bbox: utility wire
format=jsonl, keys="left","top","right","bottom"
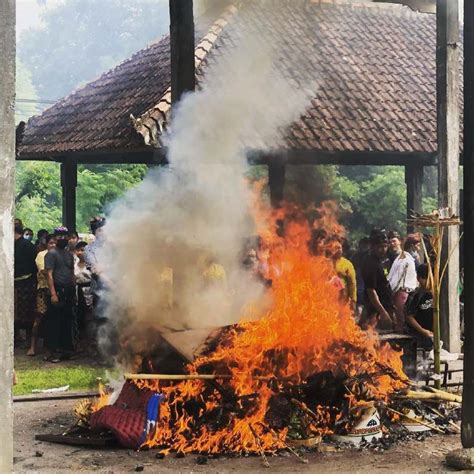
{"left": 16, "top": 98, "right": 56, "bottom": 104}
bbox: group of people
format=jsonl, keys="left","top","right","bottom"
{"left": 14, "top": 217, "right": 105, "bottom": 362}
{"left": 343, "top": 229, "right": 433, "bottom": 349}
{"left": 244, "top": 224, "right": 434, "bottom": 349}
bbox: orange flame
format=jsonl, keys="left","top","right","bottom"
{"left": 116, "top": 203, "right": 406, "bottom": 454}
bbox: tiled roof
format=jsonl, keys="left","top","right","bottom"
{"left": 18, "top": 0, "right": 444, "bottom": 159}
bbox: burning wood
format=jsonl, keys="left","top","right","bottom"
{"left": 75, "top": 208, "right": 461, "bottom": 460}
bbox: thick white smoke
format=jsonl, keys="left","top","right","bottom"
{"left": 97, "top": 11, "right": 315, "bottom": 361}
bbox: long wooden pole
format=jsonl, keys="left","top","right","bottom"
{"left": 462, "top": 0, "right": 474, "bottom": 449}
{"left": 436, "top": 0, "right": 461, "bottom": 353}
{"left": 169, "top": 0, "right": 195, "bottom": 105}
{"left": 433, "top": 223, "right": 442, "bottom": 389}
{"left": 0, "top": 0, "right": 15, "bottom": 470}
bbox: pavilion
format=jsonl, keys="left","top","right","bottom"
{"left": 15, "top": 0, "right": 461, "bottom": 349}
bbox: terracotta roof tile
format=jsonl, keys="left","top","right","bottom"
{"left": 19, "top": 0, "right": 455, "bottom": 159}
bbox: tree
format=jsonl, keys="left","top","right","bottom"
{"left": 15, "top": 162, "right": 148, "bottom": 232}
{"left": 19, "top": 0, "right": 168, "bottom": 100}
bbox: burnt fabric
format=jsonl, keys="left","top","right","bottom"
{"left": 90, "top": 381, "right": 162, "bottom": 449}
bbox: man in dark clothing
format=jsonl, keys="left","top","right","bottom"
{"left": 405, "top": 264, "right": 433, "bottom": 350}
{"left": 44, "top": 226, "right": 75, "bottom": 361}
{"left": 352, "top": 237, "right": 370, "bottom": 311}
{"left": 387, "top": 230, "right": 402, "bottom": 266}
{"left": 14, "top": 221, "right": 37, "bottom": 344}
{"left": 360, "top": 230, "right": 395, "bottom": 330}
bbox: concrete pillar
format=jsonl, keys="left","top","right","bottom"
{"left": 0, "top": 0, "right": 16, "bottom": 470}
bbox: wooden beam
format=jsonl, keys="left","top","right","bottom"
{"left": 17, "top": 148, "right": 438, "bottom": 167}
{"left": 268, "top": 163, "right": 286, "bottom": 207}
{"left": 0, "top": 1, "right": 15, "bottom": 470}
{"left": 405, "top": 164, "right": 424, "bottom": 233}
{"left": 16, "top": 148, "right": 166, "bottom": 165}
{"left": 462, "top": 0, "right": 474, "bottom": 449}
{"left": 61, "top": 162, "right": 77, "bottom": 231}
{"left": 436, "top": 0, "right": 461, "bottom": 352}
{"left": 247, "top": 149, "right": 438, "bottom": 167}
{"left": 169, "top": 0, "right": 195, "bottom": 104}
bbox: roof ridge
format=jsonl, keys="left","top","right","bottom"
{"left": 131, "top": 3, "right": 240, "bottom": 147}
{"left": 309, "top": 0, "right": 419, "bottom": 11}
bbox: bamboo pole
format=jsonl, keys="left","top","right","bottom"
{"left": 433, "top": 223, "right": 442, "bottom": 389}
{"left": 399, "top": 389, "right": 462, "bottom": 403}
{"left": 387, "top": 407, "right": 445, "bottom": 433}
{"left": 123, "top": 373, "right": 274, "bottom": 381}
{"left": 124, "top": 373, "right": 231, "bottom": 381}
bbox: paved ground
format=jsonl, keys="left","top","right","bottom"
{"left": 14, "top": 398, "right": 463, "bottom": 473}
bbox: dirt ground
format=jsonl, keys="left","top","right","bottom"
{"left": 13, "top": 398, "right": 464, "bottom": 473}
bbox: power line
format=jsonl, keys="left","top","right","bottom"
{"left": 16, "top": 98, "right": 56, "bottom": 104}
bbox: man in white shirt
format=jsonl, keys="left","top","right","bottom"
{"left": 387, "top": 247, "right": 418, "bottom": 332}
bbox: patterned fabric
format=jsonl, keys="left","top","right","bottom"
{"left": 14, "top": 276, "right": 36, "bottom": 326}
{"left": 90, "top": 381, "right": 162, "bottom": 449}
{"left": 36, "top": 287, "right": 49, "bottom": 315}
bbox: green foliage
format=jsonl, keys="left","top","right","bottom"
{"left": 15, "top": 162, "right": 148, "bottom": 232}
{"left": 19, "top": 0, "right": 168, "bottom": 100}
{"left": 77, "top": 165, "right": 148, "bottom": 231}
{"left": 330, "top": 166, "right": 407, "bottom": 239}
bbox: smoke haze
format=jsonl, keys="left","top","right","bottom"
{"left": 97, "top": 9, "right": 315, "bottom": 360}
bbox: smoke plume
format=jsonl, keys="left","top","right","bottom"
{"left": 97, "top": 8, "right": 315, "bottom": 361}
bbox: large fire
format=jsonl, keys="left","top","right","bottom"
{"left": 105, "top": 203, "right": 407, "bottom": 455}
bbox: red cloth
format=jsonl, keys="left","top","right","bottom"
{"left": 90, "top": 381, "right": 156, "bottom": 448}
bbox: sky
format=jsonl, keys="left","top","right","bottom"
{"left": 15, "top": 0, "right": 464, "bottom": 39}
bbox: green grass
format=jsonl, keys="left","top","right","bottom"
{"left": 14, "top": 365, "right": 109, "bottom": 396}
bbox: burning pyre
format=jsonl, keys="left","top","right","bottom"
{"left": 89, "top": 204, "right": 411, "bottom": 455}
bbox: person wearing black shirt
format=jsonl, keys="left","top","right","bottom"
{"left": 405, "top": 264, "right": 433, "bottom": 349}
{"left": 44, "top": 227, "right": 75, "bottom": 361}
{"left": 14, "top": 221, "right": 37, "bottom": 344}
{"left": 360, "top": 230, "right": 395, "bottom": 330}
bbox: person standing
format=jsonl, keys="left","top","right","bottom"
{"left": 67, "top": 230, "right": 79, "bottom": 253}
{"left": 388, "top": 245, "right": 418, "bottom": 332}
{"left": 352, "top": 237, "right": 370, "bottom": 317}
{"left": 74, "top": 241, "right": 93, "bottom": 349}
{"left": 387, "top": 231, "right": 402, "bottom": 266}
{"left": 43, "top": 227, "right": 75, "bottom": 361}
{"left": 405, "top": 264, "right": 433, "bottom": 349}
{"left": 404, "top": 234, "right": 422, "bottom": 268}
{"left": 35, "top": 229, "right": 49, "bottom": 252}
{"left": 14, "top": 220, "right": 37, "bottom": 345}
{"left": 28, "top": 234, "right": 56, "bottom": 356}
{"left": 23, "top": 228, "right": 34, "bottom": 242}
{"left": 327, "top": 236, "right": 357, "bottom": 308}
{"left": 360, "top": 230, "right": 395, "bottom": 330}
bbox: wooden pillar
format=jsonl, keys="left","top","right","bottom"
{"left": 462, "top": 0, "right": 474, "bottom": 449}
{"left": 436, "top": 0, "right": 461, "bottom": 352}
{"left": 0, "top": 0, "right": 15, "bottom": 470}
{"left": 169, "top": 0, "right": 195, "bottom": 104}
{"left": 405, "top": 164, "right": 423, "bottom": 233}
{"left": 61, "top": 161, "right": 77, "bottom": 231}
{"left": 268, "top": 163, "right": 286, "bottom": 207}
